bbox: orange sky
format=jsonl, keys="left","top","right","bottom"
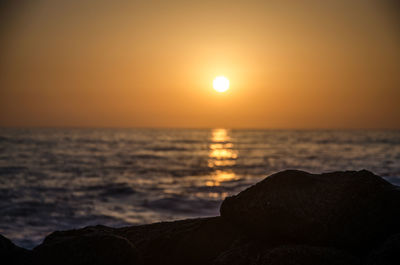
{"left": 1, "top": 0, "right": 399, "bottom": 129}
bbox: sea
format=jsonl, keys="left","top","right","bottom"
{"left": 0, "top": 128, "right": 399, "bottom": 249}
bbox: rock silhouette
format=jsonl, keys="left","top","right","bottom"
{"left": 31, "top": 225, "right": 141, "bottom": 265}
{"left": 213, "top": 244, "right": 362, "bottom": 265}
{"left": 0, "top": 234, "right": 29, "bottom": 265}
{"left": 2, "top": 170, "right": 400, "bottom": 265}
{"left": 366, "top": 233, "right": 400, "bottom": 265}
{"left": 220, "top": 170, "right": 400, "bottom": 253}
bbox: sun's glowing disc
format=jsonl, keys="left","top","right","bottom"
{"left": 213, "top": 76, "right": 229, "bottom": 92}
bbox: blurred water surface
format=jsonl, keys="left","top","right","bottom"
{"left": 0, "top": 128, "right": 399, "bottom": 248}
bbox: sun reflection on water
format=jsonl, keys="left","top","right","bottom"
{"left": 206, "top": 129, "right": 239, "bottom": 187}
{"left": 208, "top": 129, "right": 238, "bottom": 168}
{"left": 205, "top": 171, "right": 239, "bottom": 187}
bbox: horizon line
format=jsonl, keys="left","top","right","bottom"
{"left": 0, "top": 126, "right": 399, "bottom": 131}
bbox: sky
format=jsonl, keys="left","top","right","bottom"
{"left": 1, "top": 0, "right": 399, "bottom": 129}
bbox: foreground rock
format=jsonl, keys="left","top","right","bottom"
{"left": 0, "top": 234, "right": 30, "bottom": 265}
{"left": 220, "top": 170, "right": 400, "bottom": 253}
{"left": 31, "top": 225, "right": 141, "bottom": 265}
{"left": 115, "top": 217, "right": 240, "bottom": 265}
{"left": 2, "top": 169, "right": 400, "bottom": 265}
{"left": 213, "top": 244, "right": 361, "bottom": 265}
{"left": 31, "top": 217, "right": 240, "bottom": 265}
{"left": 366, "top": 233, "right": 400, "bottom": 265}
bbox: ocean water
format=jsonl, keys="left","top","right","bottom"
{"left": 0, "top": 128, "right": 399, "bottom": 249}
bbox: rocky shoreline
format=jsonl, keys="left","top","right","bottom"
{"left": 1, "top": 170, "right": 400, "bottom": 265}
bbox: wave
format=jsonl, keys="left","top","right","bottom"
{"left": 149, "top": 146, "right": 188, "bottom": 152}
{"left": 0, "top": 166, "right": 29, "bottom": 175}
{"left": 142, "top": 196, "right": 221, "bottom": 215}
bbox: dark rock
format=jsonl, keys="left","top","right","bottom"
{"left": 0, "top": 234, "right": 30, "bottom": 265}
{"left": 213, "top": 244, "right": 360, "bottom": 265}
{"left": 31, "top": 225, "right": 142, "bottom": 265}
{"left": 260, "top": 245, "right": 361, "bottom": 265}
{"left": 366, "top": 233, "right": 400, "bottom": 265}
{"left": 116, "top": 217, "right": 240, "bottom": 265}
{"left": 31, "top": 217, "right": 240, "bottom": 265}
{"left": 220, "top": 170, "right": 400, "bottom": 253}
{"left": 212, "top": 240, "right": 266, "bottom": 265}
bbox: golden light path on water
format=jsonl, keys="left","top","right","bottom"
{"left": 206, "top": 129, "right": 239, "bottom": 188}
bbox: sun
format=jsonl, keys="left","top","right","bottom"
{"left": 213, "top": 76, "right": 229, "bottom": 93}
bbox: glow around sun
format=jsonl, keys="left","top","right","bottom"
{"left": 213, "top": 76, "right": 229, "bottom": 92}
